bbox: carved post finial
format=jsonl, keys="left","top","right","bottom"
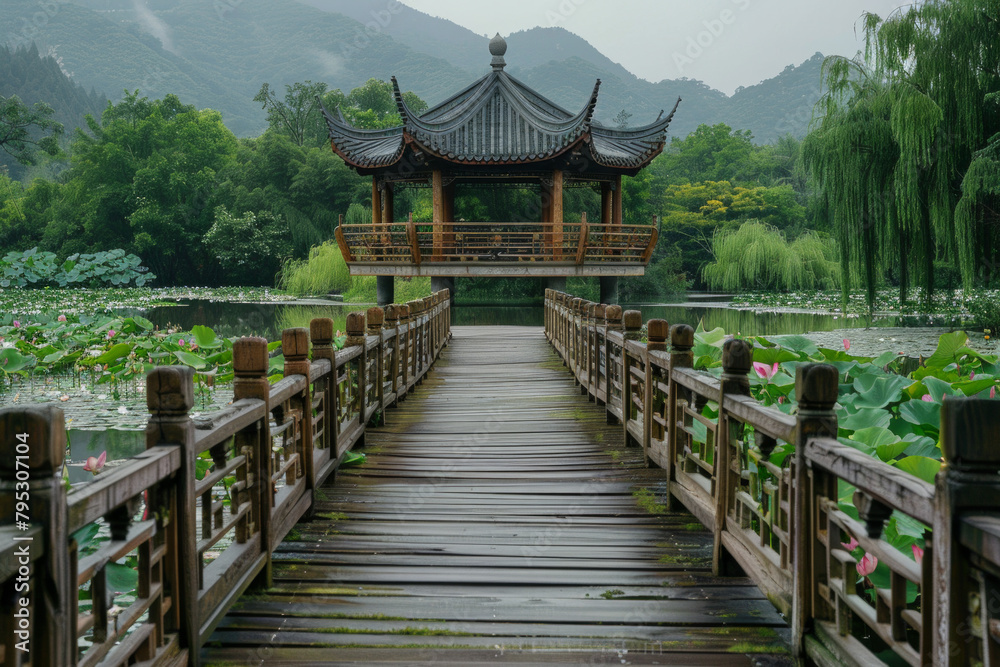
{"left": 367, "top": 307, "right": 385, "bottom": 335}
{"left": 605, "top": 305, "right": 623, "bottom": 331}
{"left": 647, "top": 319, "right": 669, "bottom": 352}
{"left": 623, "top": 310, "right": 642, "bottom": 341}
{"left": 282, "top": 327, "right": 311, "bottom": 379}
{"left": 233, "top": 337, "right": 269, "bottom": 402}
{"left": 721, "top": 339, "right": 752, "bottom": 395}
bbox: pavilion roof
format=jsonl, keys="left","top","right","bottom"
{"left": 322, "top": 34, "right": 680, "bottom": 174}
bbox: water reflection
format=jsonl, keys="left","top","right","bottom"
{"left": 136, "top": 298, "right": 968, "bottom": 341}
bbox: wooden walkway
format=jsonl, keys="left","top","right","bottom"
{"left": 203, "top": 327, "right": 790, "bottom": 665}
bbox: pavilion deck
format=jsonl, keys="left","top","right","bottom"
{"left": 336, "top": 218, "right": 658, "bottom": 276}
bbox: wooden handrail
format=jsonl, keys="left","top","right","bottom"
{"left": 543, "top": 288, "right": 1000, "bottom": 666}
{"left": 0, "top": 289, "right": 452, "bottom": 667}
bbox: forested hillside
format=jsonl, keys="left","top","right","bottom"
{"left": 0, "top": 44, "right": 107, "bottom": 180}
{"left": 1, "top": 0, "right": 823, "bottom": 141}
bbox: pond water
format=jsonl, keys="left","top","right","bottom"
{"left": 9, "top": 293, "right": 990, "bottom": 472}
{"left": 135, "top": 296, "right": 982, "bottom": 358}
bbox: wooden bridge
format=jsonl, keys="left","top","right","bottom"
{"left": 4, "top": 289, "right": 1000, "bottom": 666}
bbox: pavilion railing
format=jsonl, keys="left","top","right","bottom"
{"left": 336, "top": 213, "right": 658, "bottom": 265}
{"left": 0, "top": 290, "right": 451, "bottom": 667}
{"left": 545, "top": 288, "right": 1000, "bottom": 666}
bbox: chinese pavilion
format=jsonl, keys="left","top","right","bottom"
{"left": 324, "top": 34, "right": 679, "bottom": 304}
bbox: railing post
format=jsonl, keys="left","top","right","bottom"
{"left": 406, "top": 300, "right": 422, "bottom": 383}
{"left": 544, "top": 289, "right": 552, "bottom": 339}
{"left": 622, "top": 310, "right": 649, "bottom": 452}
{"left": 146, "top": 366, "right": 199, "bottom": 665}
{"left": 579, "top": 301, "right": 591, "bottom": 395}
{"left": 623, "top": 310, "right": 643, "bottom": 452}
{"left": 367, "top": 307, "right": 385, "bottom": 421}
{"left": 791, "top": 363, "right": 839, "bottom": 659}
{"left": 384, "top": 304, "right": 402, "bottom": 402}
{"left": 605, "top": 305, "right": 622, "bottom": 424}
{"left": 592, "top": 304, "right": 606, "bottom": 402}
{"left": 646, "top": 319, "right": 668, "bottom": 470}
{"left": 232, "top": 337, "right": 274, "bottom": 582}
{"left": 933, "top": 399, "right": 1000, "bottom": 665}
{"left": 713, "top": 339, "right": 752, "bottom": 576}
{"left": 665, "top": 324, "right": 693, "bottom": 511}
{"left": 345, "top": 312, "right": 367, "bottom": 446}
{"left": 399, "top": 304, "right": 411, "bottom": 396}
{"left": 282, "top": 328, "right": 314, "bottom": 499}
{"left": 311, "top": 318, "right": 336, "bottom": 457}
{"left": 0, "top": 404, "right": 73, "bottom": 666}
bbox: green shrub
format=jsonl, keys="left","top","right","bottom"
{"left": 342, "top": 276, "right": 431, "bottom": 304}
{"left": 279, "top": 242, "right": 352, "bottom": 296}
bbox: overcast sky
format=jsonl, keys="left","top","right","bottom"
{"left": 397, "top": 0, "right": 910, "bottom": 94}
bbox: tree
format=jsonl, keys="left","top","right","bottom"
{"left": 68, "top": 91, "right": 239, "bottom": 283}
{"left": 804, "top": 1, "right": 1000, "bottom": 309}
{"left": 0, "top": 94, "right": 63, "bottom": 165}
{"left": 204, "top": 206, "right": 291, "bottom": 284}
{"left": 254, "top": 80, "right": 328, "bottom": 147}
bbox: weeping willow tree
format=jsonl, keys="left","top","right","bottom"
{"left": 702, "top": 221, "right": 839, "bottom": 292}
{"left": 804, "top": 0, "right": 1000, "bottom": 310}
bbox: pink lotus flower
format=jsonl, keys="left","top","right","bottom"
{"left": 857, "top": 552, "right": 878, "bottom": 577}
{"left": 912, "top": 544, "right": 924, "bottom": 566}
{"left": 921, "top": 394, "right": 933, "bottom": 402}
{"left": 971, "top": 371, "right": 976, "bottom": 380}
{"left": 753, "top": 361, "right": 779, "bottom": 380}
{"left": 82, "top": 451, "right": 107, "bottom": 475}
{"left": 842, "top": 338, "right": 851, "bottom": 352}
{"left": 13, "top": 320, "right": 20, "bottom": 328}
{"left": 57, "top": 314, "right": 67, "bottom": 322}
{"left": 841, "top": 537, "right": 859, "bottom": 552}
{"left": 992, "top": 386, "right": 997, "bottom": 399}
{"left": 106, "top": 329, "right": 115, "bottom": 339}
{"left": 178, "top": 338, "right": 185, "bottom": 347}
{"left": 777, "top": 396, "right": 786, "bottom": 404}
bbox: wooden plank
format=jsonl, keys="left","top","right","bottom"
{"left": 202, "top": 326, "right": 790, "bottom": 664}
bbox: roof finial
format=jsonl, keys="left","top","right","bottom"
{"left": 489, "top": 33, "right": 507, "bottom": 71}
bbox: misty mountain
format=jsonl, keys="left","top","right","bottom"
{"left": 1, "top": 0, "right": 826, "bottom": 142}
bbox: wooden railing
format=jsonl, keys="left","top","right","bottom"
{"left": 337, "top": 214, "right": 658, "bottom": 266}
{"left": 0, "top": 290, "right": 451, "bottom": 667}
{"left": 545, "top": 289, "right": 1000, "bottom": 666}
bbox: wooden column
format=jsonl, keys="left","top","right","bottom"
{"left": 541, "top": 178, "right": 553, "bottom": 255}
{"left": 601, "top": 181, "right": 612, "bottom": 224}
{"left": 443, "top": 180, "right": 456, "bottom": 250}
{"left": 552, "top": 169, "right": 564, "bottom": 260}
{"left": 432, "top": 170, "right": 444, "bottom": 261}
{"left": 382, "top": 182, "right": 394, "bottom": 225}
{"left": 612, "top": 175, "right": 623, "bottom": 225}
{"left": 371, "top": 177, "right": 382, "bottom": 226}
